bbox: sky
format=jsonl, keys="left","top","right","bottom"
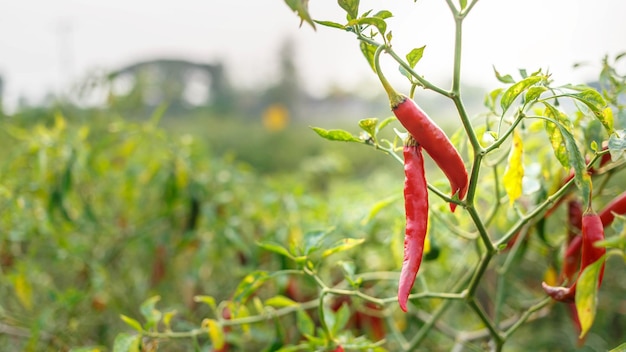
{"left": 1, "top": 0, "right": 625, "bottom": 109}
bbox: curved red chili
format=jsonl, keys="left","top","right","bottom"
{"left": 392, "top": 97, "right": 468, "bottom": 212}
{"left": 398, "top": 136, "right": 429, "bottom": 312}
{"left": 542, "top": 210, "right": 605, "bottom": 302}
{"left": 598, "top": 190, "right": 626, "bottom": 227}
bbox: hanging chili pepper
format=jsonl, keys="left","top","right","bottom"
{"left": 598, "top": 190, "right": 626, "bottom": 227}
{"left": 392, "top": 97, "right": 468, "bottom": 212}
{"left": 374, "top": 46, "right": 468, "bottom": 212}
{"left": 398, "top": 136, "right": 429, "bottom": 312}
{"left": 542, "top": 210, "right": 605, "bottom": 302}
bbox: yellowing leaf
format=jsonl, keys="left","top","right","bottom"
{"left": 13, "top": 273, "right": 33, "bottom": 310}
{"left": 575, "top": 255, "right": 606, "bottom": 339}
{"left": 503, "top": 131, "right": 524, "bottom": 205}
{"left": 202, "top": 319, "right": 225, "bottom": 350}
{"left": 543, "top": 265, "right": 559, "bottom": 287}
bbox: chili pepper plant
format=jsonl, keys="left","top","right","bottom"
{"left": 102, "top": 1, "right": 626, "bottom": 351}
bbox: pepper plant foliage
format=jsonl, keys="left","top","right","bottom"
{"left": 58, "top": 1, "right": 625, "bottom": 351}
{"left": 284, "top": 0, "right": 626, "bottom": 350}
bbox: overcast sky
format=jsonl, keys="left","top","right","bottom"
{"left": 1, "top": 1, "right": 625, "bottom": 109}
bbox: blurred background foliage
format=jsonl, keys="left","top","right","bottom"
{"left": 0, "top": 39, "right": 625, "bottom": 351}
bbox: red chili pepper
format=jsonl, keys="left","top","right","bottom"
{"left": 598, "top": 190, "right": 626, "bottom": 227}
{"left": 398, "top": 136, "right": 429, "bottom": 312}
{"left": 542, "top": 210, "right": 606, "bottom": 302}
{"left": 392, "top": 97, "right": 468, "bottom": 212}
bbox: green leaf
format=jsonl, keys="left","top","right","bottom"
{"left": 358, "top": 118, "right": 378, "bottom": 137}
{"left": 331, "top": 302, "right": 351, "bottom": 335}
{"left": 359, "top": 41, "right": 377, "bottom": 73}
{"left": 609, "top": 342, "right": 626, "bottom": 352}
{"left": 373, "top": 10, "right": 393, "bottom": 19}
{"left": 377, "top": 116, "right": 396, "bottom": 133}
{"left": 503, "top": 131, "right": 524, "bottom": 205}
{"left": 193, "top": 295, "right": 217, "bottom": 312}
{"left": 525, "top": 86, "right": 547, "bottom": 102}
{"left": 459, "top": 0, "right": 468, "bottom": 10}
{"left": 484, "top": 87, "right": 504, "bottom": 112}
{"left": 311, "top": 127, "right": 361, "bottom": 143}
{"left": 543, "top": 106, "right": 570, "bottom": 168}
{"left": 233, "top": 271, "right": 270, "bottom": 303}
{"left": 296, "top": 310, "right": 315, "bottom": 337}
{"left": 493, "top": 66, "right": 515, "bottom": 84}
{"left": 303, "top": 230, "right": 328, "bottom": 256}
{"left": 575, "top": 255, "right": 606, "bottom": 339}
{"left": 313, "top": 20, "right": 345, "bottom": 29}
{"left": 257, "top": 241, "right": 294, "bottom": 259}
{"left": 543, "top": 102, "right": 591, "bottom": 202}
{"left": 584, "top": 119, "right": 604, "bottom": 152}
{"left": 406, "top": 46, "right": 426, "bottom": 69}
{"left": 119, "top": 315, "right": 143, "bottom": 332}
{"left": 265, "top": 295, "right": 298, "bottom": 308}
{"left": 567, "top": 89, "right": 612, "bottom": 132}
{"left": 283, "top": 0, "right": 316, "bottom": 29}
{"left": 338, "top": 0, "right": 360, "bottom": 20}
{"left": 112, "top": 333, "right": 141, "bottom": 352}
{"left": 139, "top": 296, "right": 162, "bottom": 330}
{"left": 361, "top": 194, "right": 400, "bottom": 224}
{"left": 351, "top": 17, "right": 386, "bottom": 35}
{"left": 608, "top": 130, "right": 626, "bottom": 160}
{"left": 501, "top": 76, "right": 543, "bottom": 112}
{"left": 322, "top": 238, "right": 366, "bottom": 258}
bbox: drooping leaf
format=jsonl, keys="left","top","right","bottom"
{"left": 576, "top": 256, "right": 606, "bottom": 339}
{"left": 359, "top": 41, "right": 377, "bottom": 73}
{"left": 203, "top": 319, "right": 225, "bottom": 351}
{"left": 503, "top": 131, "right": 524, "bottom": 205}
{"left": 322, "top": 238, "right": 366, "bottom": 258}
{"left": 112, "top": 333, "right": 141, "bottom": 352}
{"left": 283, "top": 0, "right": 316, "bottom": 29}
{"left": 350, "top": 17, "right": 387, "bottom": 35}
{"left": 493, "top": 66, "right": 515, "bottom": 84}
{"left": 193, "top": 295, "right": 217, "bottom": 312}
{"left": 406, "top": 46, "right": 426, "bottom": 69}
{"left": 543, "top": 106, "right": 570, "bottom": 168}
{"left": 542, "top": 102, "right": 591, "bottom": 203}
{"left": 338, "top": 0, "right": 360, "bottom": 20}
{"left": 358, "top": 118, "right": 378, "bottom": 138}
{"left": 233, "top": 271, "right": 270, "bottom": 303}
{"left": 566, "top": 89, "right": 612, "bottom": 133}
{"left": 501, "top": 76, "right": 543, "bottom": 112}
{"left": 311, "top": 127, "right": 361, "bottom": 143}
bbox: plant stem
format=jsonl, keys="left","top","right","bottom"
{"left": 468, "top": 299, "right": 504, "bottom": 345}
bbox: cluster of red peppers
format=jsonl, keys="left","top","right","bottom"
{"left": 387, "top": 91, "right": 469, "bottom": 312}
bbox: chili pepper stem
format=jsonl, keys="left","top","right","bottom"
{"left": 374, "top": 45, "right": 405, "bottom": 108}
